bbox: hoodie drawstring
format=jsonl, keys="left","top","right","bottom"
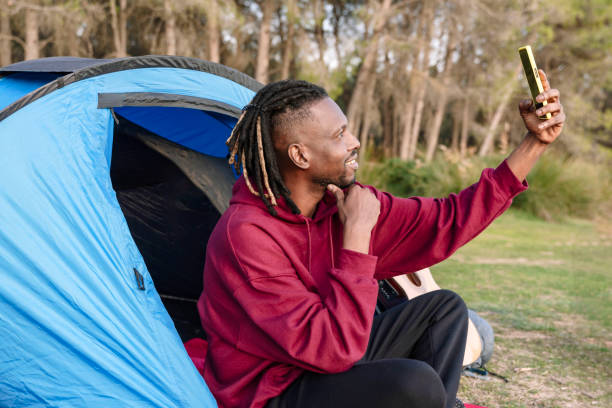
{"left": 329, "top": 217, "right": 335, "bottom": 270}
{"left": 305, "top": 218, "right": 312, "bottom": 273}
{"left": 305, "top": 217, "right": 336, "bottom": 273}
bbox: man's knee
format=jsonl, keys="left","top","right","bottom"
{"left": 376, "top": 359, "right": 446, "bottom": 408}
{"left": 436, "top": 289, "right": 468, "bottom": 320}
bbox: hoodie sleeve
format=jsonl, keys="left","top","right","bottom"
{"left": 369, "top": 160, "right": 527, "bottom": 279}
{"left": 227, "top": 218, "right": 379, "bottom": 374}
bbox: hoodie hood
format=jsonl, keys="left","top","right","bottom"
{"left": 230, "top": 175, "right": 339, "bottom": 224}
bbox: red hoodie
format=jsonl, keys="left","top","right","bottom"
{"left": 197, "top": 160, "right": 526, "bottom": 408}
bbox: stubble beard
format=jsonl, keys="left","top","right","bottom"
{"left": 313, "top": 172, "right": 357, "bottom": 190}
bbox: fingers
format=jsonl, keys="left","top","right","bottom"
{"left": 536, "top": 70, "right": 560, "bottom": 104}
{"left": 538, "top": 69, "right": 550, "bottom": 91}
{"left": 538, "top": 111, "right": 566, "bottom": 130}
{"left": 535, "top": 101, "right": 562, "bottom": 117}
{"left": 327, "top": 184, "right": 345, "bottom": 204}
{"left": 536, "top": 88, "right": 560, "bottom": 103}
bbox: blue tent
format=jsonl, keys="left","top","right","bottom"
{"left": 0, "top": 56, "right": 261, "bottom": 407}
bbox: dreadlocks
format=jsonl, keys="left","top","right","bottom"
{"left": 226, "top": 79, "right": 328, "bottom": 216}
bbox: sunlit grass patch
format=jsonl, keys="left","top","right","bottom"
{"left": 430, "top": 211, "right": 611, "bottom": 407}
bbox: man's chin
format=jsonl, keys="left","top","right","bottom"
{"left": 315, "top": 173, "right": 357, "bottom": 190}
{"left": 338, "top": 178, "right": 356, "bottom": 189}
{"left": 336, "top": 173, "right": 357, "bottom": 189}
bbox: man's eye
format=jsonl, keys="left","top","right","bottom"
{"left": 338, "top": 131, "right": 344, "bottom": 138}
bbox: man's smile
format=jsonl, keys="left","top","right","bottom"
{"left": 345, "top": 153, "right": 359, "bottom": 170}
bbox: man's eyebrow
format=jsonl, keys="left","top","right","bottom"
{"left": 333, "top": 124, "right": 347, "bottom": 135}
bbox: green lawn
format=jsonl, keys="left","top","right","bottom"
{"left": 431, "top": 210, "right": 611, "bottom": 408}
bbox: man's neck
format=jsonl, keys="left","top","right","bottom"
{"left": 283, "top": 175, "right": 326, "bottom": 218}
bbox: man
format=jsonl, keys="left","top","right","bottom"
{"left": 197, "top": 71, "right": 565, "bottom": 408}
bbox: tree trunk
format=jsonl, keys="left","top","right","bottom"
{"left": 360, "top": 72, "right": 378, "bottom": 152}
{"left": 424, "top": 82, "right": 449, "bottom": 162}
{"left": 164, "top": 0, "right": 176, "bottom": 55}
{"left": 450, "top": 104, "right": 460, "bottom": 152}
{"left": 406, "top": 1, "right": 436, "bottom": 160}
{"left": 360, "top": 106, "right": 373, "bottom": 153}
{"left": 478, "top": 90, "right": 511, "bottom": 156}
{"left": 393, "top": 105, "right": 402, "bottom": 156}
{"left": 24, "top": 7, "right": 39, "bottom": 60}
{"left": 478, "top": 66, "right": 520, "bottom": 156}
{"left": 119, "top": 0, "right": 127, "bottom": 56}
{"left": 398, "top": 1, "right": 429, "bottom": 160}
{"left": 281, "top": 0, "right": 296, "bottom": 79}
{"left": 67, "top": 19, "right": 80, "bottom": 57}
{"left": 499, "top": 121, "right": 510, "bottom": 154}
{"left": 459, "top": 96, "right": 470, "bottom": 157}
{"left": 345, "top": 0, "right": 392, "bottom": 136}
{"left": 109, "top": 0, "right": 120, "bottom": 56}
{"left": 109, "top": 0, "right": 127, "bottom": 57}
{"left": 0, "top": 0, "right": 11, "bottom": 66}
{"left": 424, "top": 26, "right": 456, "bottom": 162}
{"left": 382, "top": 96, "right": 394, "bottom": 157}
{"left": 399, "top": 98, "right": 415, "bottom": 160}
{"left": 255, "top": 0, "right": 274, "bottom": 84}
{"left": 331, "top": 1, "right": 342, "bottom": 64}
{"left": 313, "top": 0, "right": 326, "bottom": 65}
{"left": 358, "top": 45, "right": 382, "bottom": 147}
{"left": 406, "top": 80, "right": 426, "bottom": 159}
{"left": 206, "top": 0, "right": 220, "bottom": 62}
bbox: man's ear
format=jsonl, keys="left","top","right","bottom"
{"left": 287, "top": 143, "right": 309, "bottom": 169}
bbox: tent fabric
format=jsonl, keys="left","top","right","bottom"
{"left": 0, "top": 56, "right": 259, "bottom": 407}
{"left": 114, "top": 106, "right": 236, "bottom": 158}
{"left": 100, "top": 92, "right": 241, "bottom": 157}
{"left": 0, "top": 72, "right": 63, "bottom": 111}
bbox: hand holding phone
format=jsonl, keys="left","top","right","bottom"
{"left": 516, "top": 50, "right": 565, "bottom": 147}
{"left": 519, "top": 45, "right": 551, "bottom": 120}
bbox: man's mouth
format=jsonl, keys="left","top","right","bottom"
{"left": 345, "top": 157, "right": 359, "bottom": 170}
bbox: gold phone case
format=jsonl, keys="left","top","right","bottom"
{"left": 518, "top": 45, "right": 551, "bottom": 120}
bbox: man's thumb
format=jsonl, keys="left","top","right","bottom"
{"left": 327, "top": 184, "right": 344, "bottom": 205}
{"left": 519, "top": 99, "right": 534, "bottom": 114}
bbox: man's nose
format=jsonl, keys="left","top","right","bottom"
{"left": 347, "top": 129, "right": 360, "bottom": 151}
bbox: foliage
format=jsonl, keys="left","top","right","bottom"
{"left": 360, "top": 151, "right": 500, "bottom": 199}
{"left": 511, "top": 153, "right": 612, "bottom": 220}
{"left": 1, "top": 0, "right": 610, "bottom": 160}
{"left": 533, "top": 0, "right": 612, "bottom": 155}
{"left": 360, "top": 151, "right": 612, "bottom": 221}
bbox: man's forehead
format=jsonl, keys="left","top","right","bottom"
{"left": 305, "top": 97, "right": 347, "bottom": 134}
{"left": 274, "top": 97, "right": 346, "bottom": 147}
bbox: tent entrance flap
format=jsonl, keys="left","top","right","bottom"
{"left": 99, "top": 92, "right": 240, "bottom": 158}
{"left": 111, "top": 114, "right": 233, "bottom": 341}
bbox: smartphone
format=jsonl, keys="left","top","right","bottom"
{"left": 518, "top": 45, "right": 551, "bottom": 120}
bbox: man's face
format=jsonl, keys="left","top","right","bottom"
{"left": 293, "top": 97, "right": 361, "bottom": 189}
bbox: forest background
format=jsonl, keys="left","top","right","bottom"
{"left": 1, "top": 1, "right": 611, "bottom": 220}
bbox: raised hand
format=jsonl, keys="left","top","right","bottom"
{"left": 519, "top": 69, "right": 566, "bottom": 144}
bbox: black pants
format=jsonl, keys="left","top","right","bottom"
{"left": 266, "top": 289, "right": 468, "bottom": 408}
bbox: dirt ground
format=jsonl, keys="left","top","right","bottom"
{"left": 457, "top": 317, "right": 611, "bottom": 408}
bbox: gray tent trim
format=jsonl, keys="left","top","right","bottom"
{"left": 0, "top": 55, "right": 262, "bottom": 122}
{"left": 0, "top": 56, "right": 112, "bottom": 74}
{"left": 98, "top": 92, "right": 242, "bottom": 118}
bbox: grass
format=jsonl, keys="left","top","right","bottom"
{"left": 430, "top": 210, "right": 612, "bottom": 407}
